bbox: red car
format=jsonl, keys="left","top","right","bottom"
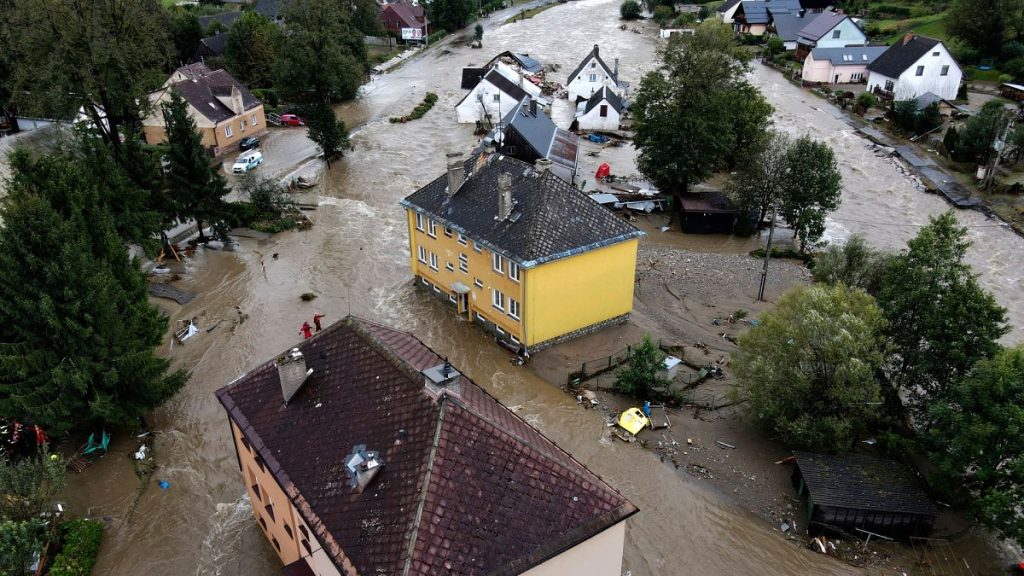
{"left": 279, "top": 113, "right": 304, "bottom": 126}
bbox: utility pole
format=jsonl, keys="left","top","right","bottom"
{"left": 757, "top": 203, "right": 777, "bottom": 302}
{"left": 982, "top": 115, "right": 1013, "bottom": 190}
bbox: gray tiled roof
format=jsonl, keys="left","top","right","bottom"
{"left": 794, "top": 451, "right": 937, "bottom": 516}
{"left": 169, "top": 65, "right": 262, "bottom": 124}
{"left": 498, "top": 97, "right": 579, "bottom": 171}
{"left": 771, "top": 13, "right": 807, "bottom": 42}
{"left": 797, "top": 11, "right": 850, "bottom": 42}
{"left": 717, "top": 0, "right": 743, "bottom": 13}
{"left": 809, "top": 45, "right": 887, "bottom": 66}
{"left": 584, "top": 86, "right": 624, "bottom": 114}
{"left": 400, "top": 154, "right": 643, "bottom": 267}
{"left": 197, "top": 11, "right": 241, "bottom": 31}
{"left": 867, "top": 35, "right": 943, "bottom": 78}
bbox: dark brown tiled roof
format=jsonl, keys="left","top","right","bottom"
{"left": 794, "top": 451, "right": 937, "bottom": 516}
{"left": 167, "top": 64, "right": 262, "bottom": 124}
{"left": 401, "top": 154, "right": 643, "bottom": 267}
{"left": 216, "top": 317, "right": 636, "bottom": 576}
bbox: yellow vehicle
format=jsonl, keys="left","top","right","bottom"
{"left": 617, "top": 407, "right": 650, "bottom": 436}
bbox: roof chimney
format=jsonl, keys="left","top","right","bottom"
{"left": 230, "top": 86, "right": 244, "bottom": 115}
{"left": 614, "top": 58, "right": 619, "bottom": 77}
{"left": 344, "top": 444, "right": 384, "bottom": 493}
{"left": 422, "top": 357, "right": 461, "bottom": 399}
{"left": 529, "top": 97, "right": 537, "bottom": 116}
{"left": 535, "top": 158, "right": 553, "bottom": 175}
{"left": 497, "top": 172, "right": 514, "bottom": 221}
{"left": 446, "top": 152, "right": 465, "bottom": 198}
{"left": 277, "top": 348, "right": 313, "bottom": 405}
{"left": 902, "top": 32, "right": 915, "bottom": 45}
{"left": 593, "top": 44, "right": 599, "bottom": 57}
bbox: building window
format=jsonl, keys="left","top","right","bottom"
{"left": 251, "top": 482, "right": 261, "bottom": 501}
{"left": 433, "top": 284, "right": 441, "bottom": 293}
{"left": 493, "top": 253, "right": 504, "bottom": 274}
{"left": 457, "top": 233, "right": 467, "bottom": 246}
{"left": 941, "top": 65, "right": 949, "bottom": 76}
{"left": 225, "top": 125, "right": 233, "bottom": 138}
{"left": 932, "top": 51, "right": 940, "bottom": 56}
{"left": 591, "top": 62, "right": 596, "bottom": 68}
{"left": 884, "top": 79, "right": 894, "bottom": 91}
{"left": 284, "top": 524, "right": 293, "bottom": 539}
{"left": 427, "top": 219, "right": 437, "bottom": 238}
{"left": 915, "top": 65, "right": 924, "bottom": 76}
{"left": 255, "top": 455, "right": 266, "bottom": 473}
{"left": 302, "top": 539, "right": 312, "bottom": 555}
{"left": 496, "top": 326, "right": 505, "bottom": 336}
{"left": 415, "top": 213, "right": 425, "bottom": 231}
{"left": 418, "top": 246, "right": 427, "bottom": 263}
{"left": 474, "top": 278, "right": 484, "bottom": 288}
{"left": 493, "top": 93, "right": 500, "bottom": 103}
{"left": 265, "top": 503, "right": 275, "bottom": 521}
{"left": 258, "top": 516, "right": 267, "bottom": 531}
{"left": 299, "top": 525, "right": 309, "bottom": 540}
{"left": 589, "top": 73, "right": 597, "bottom": 82}
{"left": 492, "top": 289, "right": 505, "bottom": 311}
{"left": 600, "top": 104, "right": 608, "bottom": 117}
{"left": 508, "top": 262, "right": 520, "bottom": 282}
{"left": 240, "top": 436, "right": 251, "bottom": 452}
{"left": 472, "top": 241, "right": 483, "bottom": 253}
{"left": 421, "top": 277, "right": 431, "bottom": 287}
{"left": 475, "top": 312, "right": 486, "bottom": 322}
{"left": 429, "top": 252, "right": 438, "bottom": 271}
{"left": 510, "top": 334, "right": 520, "bottom": 344}
{"left": 241, "top": 119, "right": 247, "bottom": 130}
{"left": 448, "top": 293, "right": 457, "bottom": 303}
{"left": 458, "top": 253, "right": 468, "bottom": 273}
{"left": 832, "top": 29, "right": 840, "bottom": 39}
{"left": 444, "top": 226, "right": 453, "bottom": 237}
{"left": 251, "top": 113, "right": 258, "bottom": 125}
{"left": 508, "top": 298, "right": 520, "bottom": 320}
{"left": 272, "top": 538, "right": 281, "bottom": 552}
{"left": 446, "top": 262, "right": 454, "bottom": 272}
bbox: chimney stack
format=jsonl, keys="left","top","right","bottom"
{"left": 277, "top": 348, "right": 313, "bottom": 405}
{"left": 230, "top": 85, "right": 244, "bottom": 115}
{"left": 593, "top": 44, "right": 599, "bottom": 57}
{"left": 497, "top": 172, "right": 514, "bottom": 221}
{"left": 529, "top": 97, "right": 537, "bottom": 116}
{"left": 902, "top": 32, "right": 915, "bottom": 45}
{"left": 446, "top": 152, "right": 464, "bottom": 197}
{"left": 535, "top": 158, "right": 552, "bottom": 175}
{"left": 614, "top": 58, "right": 619, "bottom": 77}
{"left": 422, "top": 359, "right": 461, "bottom": 399}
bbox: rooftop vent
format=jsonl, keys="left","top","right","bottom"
{"left": 496, "top": 172, "right": 515, "bottom": 221}
{"left": 422, "top": 357, "right": 461, "bottom": 399}
{"left": 277, "top": 348, "right": 313, "bottom": 406}
{"left": 344, "top": 444, "right": 384, "bottom": 493}
{"left": 446, "top": 152, "right": 465, "bottom": 198}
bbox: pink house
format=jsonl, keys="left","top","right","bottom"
{"left": 801, "top": 46, "right": 887, "bottom": 85}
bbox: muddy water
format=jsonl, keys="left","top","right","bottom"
{"left": 752, "top": 64, "right": 1024, "bottom": 344}
{"left": 65, "top": 3, "right": 867, "bottom": 575}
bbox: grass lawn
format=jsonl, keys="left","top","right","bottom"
{"left": 877, "top": 12, "right": 951, "bottom": 44}
{"left": 512, "top": 2, "right": 558, "bottom": 20}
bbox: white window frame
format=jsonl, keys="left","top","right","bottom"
{"left": 474, "top": 278, "right": 484, "bottom": 289}
{"left": 458, "top": 253, "right": 468, "bottom": 273}
{"left": 493, "top": 93, "right": 500, "bottom": 103}
{"left": 589, "top": 73, "right": 597, "bottom": 82}
{"left": 418, "top": 246, "right": 427, "bottom": 263}
{"left": 472, "top": 241, "right": 483, "bottom": 253}
{"left": 510, "top": 334, "right": 520, "bottom": 344}
{"left": 475, "top": 312, "right": 486, "bottom": 322}
{"left": 508, "top": 262, "right": 520, "bottom": 282}
{"left": 225, "top": 124, "right": 233, "bottom": 138}
{"left": 444, "top": 226, "right": 453, "bottom": 238}
{"left": 415, "top": 213, "right": 425, "bottom": 231}
{"left": 495, "top": 326, "right": 505, "bottom": 336}
{"left": 427, "top": 219, "right": 437, "bottom": 238}
{"left": 429, "top": 252, "right": 438, "bottom": 271}
{"left": 493, "top": 253, "right": 504, "bottom": 274}
{"left": 448, "top": 294, "right": 457, "bottom": 303}
{"left": 446, "top": 262, "right": 454, "bottom": 272}
{"left": 251, "top": 113, "right": 258, "bottom": 125}
{"left": 915, "top": 65, "right": 924, "bottom": 76}
{"left": 508, "top": 298, "right": 520, "bottom": 320}
{"left": 421, "top": 278, "right": 431, "bottom": 287}
{"left": 457, "top": 233, "right": 468, "bottom": 246}
{"left": 492, "top": 289, "right": 505, "bottom": 311}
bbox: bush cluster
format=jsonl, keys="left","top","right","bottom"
{"left": 426, "top": 29, "right": 447, "bottom": 44}
{"left": 50, "top": 520, "right": 103, "bottom": 576}
{"left": 389, "top": 92, "right": 439, "bottom": 123}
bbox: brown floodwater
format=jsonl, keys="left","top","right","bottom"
{"left": 54, "top": 1, "right": 1022, "bottom": 575}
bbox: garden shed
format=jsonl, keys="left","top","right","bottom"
{"left": 792, "top": 451, "right": 937, "bottom": 540}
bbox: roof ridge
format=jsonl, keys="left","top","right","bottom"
{"left": 401, "top": 396, "right": 448, "bottom": 576}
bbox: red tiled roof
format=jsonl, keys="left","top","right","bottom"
{"left": 216, "top": 317, "right": 636, "bottom": 575}
{"left": 382, "top": 1, "right": 428, "bottom": 29}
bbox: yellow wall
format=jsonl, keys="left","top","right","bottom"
{"left": 521, "top": 521, "right": 627, "bottom": 576}
{"left": 143, "top": 103, "right": 266, "bottom": 157}
{"left": 524, "top": 239, "right": 638, "bottom": 346}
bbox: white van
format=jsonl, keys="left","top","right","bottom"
{"left": 232, "top": 150, "right": 263, "bottom": 174}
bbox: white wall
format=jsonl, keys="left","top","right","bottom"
{"left": 719, "top": 2, "right": 740, "bottom": 24}
{"left": 867, "top": 42, "right": 961, "bottom": 100}
{"left": 567, "top": 57, "right": 618, "bottom": 102}
{"left": 456, "top": 81, "right": 527, "bottom": 124}
{"left": 815, "top": 18, "right": 866, "bottom": 49}
{"left": 577, "top": 102, "right": 620, "bottom": 131}
{"left": 521, "top": 521, "right": 627, "bottom": 576}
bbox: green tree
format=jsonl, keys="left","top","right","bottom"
{"left": 735, "top": 284, "right": 886, "bottom": 451}
{"left": 653, "top": 5, "right": 675, "bottom": 24}
{"left": 620, "top": 0, "right": 642, "bottom": 19}
{"left": 161, "top": 91, "right": 231, "bottom": 241}
{"left": 728, "top": 130, "right": 791, "bottom": 227}
{"left": 0, "top": 152, "right": 188, "bottom": 434}
{"left": 765, "top": 36, "right": 784, "bottom": 57}
{"left": 915, "top": 102, "right": 943, "bottom": 135}
{"left": 943, "top": 124, "right": 960, "bottom": 157}
{"left": 891, "top": 100, "right": 919, "bottom": 133}
{"left": 277, "top": 0, "right": 368, "bottom": 103}
{"left": 0, "top": 448, "right": 65, "bottom": 522}
{"left": 925, "top": 346, "right": 1024, "bottom": 542}
{"left": 614, "top": 336, "right": 669, "bottom": 399}
{"left": 877, "top": 211, "right": 1008, "bottom": 426}
{"left": 352, "top": 0, "right": 385, "bottom": 36}
{"left": 632, "top": 22, "right": 768, "bottom": 200}
{"left": 474, "top": 23, "right": 484, "bottom": 44}
{"left": 225, "top": 12, "right": 282, "bottom": 88}
{"left": 952, "top": 100, "right": 1007, "bottom": 163}
{"left": 303, "top": 102, "right": 350, "bottom": 168}
{"left": 723, "top": 82, "right": 773, "bottom": 168}
{"left": 427, "top": 0, "right": 475, "bottom": 31}
{"left": 947, "top": 0, "right": 1005, "bottom": 57}
{"left": 168, "top": 9, "right": 203, "bottom": 66}
{"left": 812, "top": 234, "right": 890, "bottom": 295}
{"left": 0, "top": 520, "right": 47, "bottom": 576}
{"left": 779, "top": 136, "right": 842, "bottom": 252}
{"left": 7, "top": 0, "right": 171, "bottom": 160}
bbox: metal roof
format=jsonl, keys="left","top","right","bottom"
{"left": 797, "top": 11, "right": 851, "bottom": 42}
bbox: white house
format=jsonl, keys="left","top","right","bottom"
{"left": 866, "top": 34, "right": 963, "bottom": 101}
{"left": 566, "top": 45, "right": 621, "bottom": 103}
{"left": 455, "top": 62, "right": 544, "bottom": 124}
{"left": 575, "top": 87, "right": 625, "bottom": 132}
{"left": 801, "top": 46, "right": 888, "bottom": 84}
{"left": 717, "top": 0, "right": 743, "bottom": 23}
{"left": 795, "top": 11, "right": 867, "bottom": 60}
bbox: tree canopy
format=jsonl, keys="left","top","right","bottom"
{"left": 226, "top": 12, "right": 282, "bottom": 88}
{"left": 277, "top": 0, "right": 368, "bottom": 103}
{"left": 303, "top": 102, "right": 350, "bottom": 168}
{"left": 614, "top": 336, "right": 670, "bottom": 399}
{"left": 632, "top": 22, "right": 771, "bottom": 197}
{"left": 735, "top": 283, "right": 886, "bottom": 451}
{"left": 427, "top": 0, "right": 475, "bottom": 32}
{"left": 877, "top": 211, "right": 1007, "bottom": 426}
{"left": 0, "top": 151, "right": 187, "bottom": 434}
{"left": 729, "top": 130, "right": 791, "bottom": 227}
{"left": 778, "top": 136, "right": 843, "bottom": 251}
{"left": 811, "top": 234, "right": 890, "bottom": 295}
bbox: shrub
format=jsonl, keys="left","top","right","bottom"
{"left": 614, "top": 335, "right": 669, "bottom": 399}
{"left": 856, "top": 91, "right": 877, "bottom": 110}
{"left": 765, "top": 36, "right": 784, "bottom": 56}
{"left": 50, "top": 519, "right": 103, "bottom": 576}
{"left": 1002, "top": 41, "right": 1024, "bottom": 62}
{"left": 652, "top": 5, "right": 674, "bottom": 24}
{"left": 1004, "top": 57, "right": 1024, "bottom": 80}
{"left": 620, "top": 0, "right": 642, "bottom": 20}
{"left": 251, "top": 88, "right": 279, "bottom": 107}
{"left": 389, "top": 92, "right": 439, "bottom": 123}
{"left": 426, "top": 28, "right": 446, "bottom": 44}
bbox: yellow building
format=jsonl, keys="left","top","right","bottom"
{"left": 142, "top": 63, "right": 268, "bottom": 158}
{"left": 215, "top": 316, "right": 637, "bottom": 575}
{"left": 400, "top": 153, "right": 643, "bottom": 351}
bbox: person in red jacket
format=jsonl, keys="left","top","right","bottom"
{"left": 300, "top": 321, "right": 313, "bottom": 339}
{"left": 313, "top": 313, "right": 326, "bottom": 332}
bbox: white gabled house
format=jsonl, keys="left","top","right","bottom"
{"left": 574, "top": 87, "right": 625, "bottom": 132}
{"left": 866, "top": 34, "right": 963, "bottom": 101}
{"left": 717, "top": 0, "right": 743, "bottom": 23}
{"left": 455, "top": 62, "right": 544, "bottom": 125}
{"left": 566, "top": 45, "right": 621, "bottom": 103}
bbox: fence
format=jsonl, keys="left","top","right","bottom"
{"left": 569, "top": 338, "right": 717, "bottom": 393}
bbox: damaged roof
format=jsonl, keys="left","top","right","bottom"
{"left": 794, "top": 451, "right": 937, "bottom": 516}
{"left": 488, "top": 51, "right": 544, "bottom": 74}
{"left": 216, "top": 317, "right": 637, "bottom": 576}
{"left": 497, "top": 96, "right": 579, "bottom": 171}
{"left": 401, "top": 154, "right": 642, "bottom": 267}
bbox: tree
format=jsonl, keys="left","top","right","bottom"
{"left": 778, "top": 136, "right": 842, "bottom": 251}
{"left": 723, "top": 82, "right": 773, "bottom": 168}
{"left": 728, "top": 130, "right": 791, "bottom": 227}
{"left": 653, "top": 5, "right": 675, "bottom": 25}
{"left": 277, "top": 0, "right": 368, "bottom": 103}
{"left": 0, "top": 152, "right": 188, "bottom": 434}
{"left": 735, "top": 284, "right": 886, "bottom": 451}
{"left": 891, "top": 100, "right": 919, "bottom": 134}
{"left": 303, "top": 102, "right": 350, "bottom": 168}
{"left": 7, "top": 0, "right": 170, "bottom": 160}
{"left": 943, "top": 125, "right": 961, "bottom": 157}
{"left": 947, "top": 0, "right": 1004, "bottom": 57}
{"left": 877, "top": 211, "right": 1007, "bottom": 427}
{"left": 427, "top": 0, "right": 475, "bottom": 31}
{"left": 161, "top": 92, "right": 231, "bottom": 241}
{"left": 765, "top": 36, "right": 784, "bottom": 57}
{"left": 352, "top": 0, "right": 385, "bottom": 36}
{"left": 951, "top": 100, "right": 1007, "bottom": 163}
{"left": 225, "top": 12, "right": 282, "bottom": 88}
{"left": 916, "top": 102, "right": 943, "bottom": 135}
{"left": 620, "top": 0, "right": 642, "bottom": 19}
{"left": 924, "top": 346, "right": 1024, "bottom": 542}
{"left": 614, "top": 336, "right": 669, "bottom": 399}
{"left": 474, "top": 23, "right": 484, "bottom": 44}
{"left": 811, "top": 234, "right": 890, "bottom": 295}
{"left": 0, "top": 520, "right": 48, "bottom": 576}
{"left": 0, "top": 448, "right": 65, "bottom": 522}
{"left": 632, "top": 22, "right": 769, "bottom": 200}
{"left": 168, "top": 9, "right": 203, "bottom": 67}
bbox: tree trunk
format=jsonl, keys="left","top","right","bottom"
{"left": 196, "top": 219, "right": 206, "bottom": 242}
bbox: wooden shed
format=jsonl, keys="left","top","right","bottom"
{"left": 792, "top": 451, "right": 936, "bottom": 540}
{"left": 1000, "top": 83, "right": 1024, "bottom": 102}
{"left": 677, "top": 192, "right": 739, "bottom": 234}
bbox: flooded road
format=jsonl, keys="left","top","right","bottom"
{"left": 54, "top": 2, "right": 1022, "bottom": 576}
{"left": 751, "top": 64, "right": 1024, "bottom": 344}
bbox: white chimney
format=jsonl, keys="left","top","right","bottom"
{"left": 422, "top": 358, "right": 461, "bottom": 399}
{"left": 497, "top": 172, "right": 514, "bottom": 221}
{"left": 277, "top": 348, "right": 313, "bottom": 405}
{"left": 230, "top": 85, "right": 244, "bottom": 115}
{"left": 446, "top": 152, "right": 465, "bottom": 197}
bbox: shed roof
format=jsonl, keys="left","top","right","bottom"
{"left": 401, "top": 154, "right": 642, "bottom": 267}
{"left": 1002, "top": 82, "right": 1024, "bottom": 92}
{"left": 217, "top": 317, "right": 637, "bottom": 576}
{"left": 794, "top": 451, "right": 937, "bottom": 516}
{"left": 198, "top": 33, "right": 228, "bottom": 57}
{"left": 797, "top": 11, "right": 850, "bottom": 42}
{"left": 809, "top": 45, "right": 887, "bottom": 66}
{"left": 867, "top": 34, "right": 943, "bottom": 78}
{"left": 567, "top": 45, "right": 619, "bottom": 86}
{"left": 678, "top": 192, "right": 737, "bottom": 214}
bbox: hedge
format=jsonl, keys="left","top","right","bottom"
{"left": 426, "top": 29, "right": 447, "bottom": 44}
{"left": 50, "top": 519, "right": 103, "bottom": 576}
{"left": 389, "top": 92, "right": 439, "bottom": 123}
